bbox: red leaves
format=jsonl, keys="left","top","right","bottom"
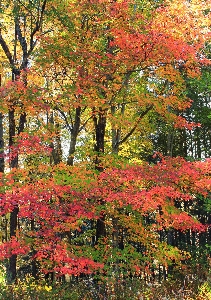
{"left": 8, "top": 132, "right": 52, "bottom": 161}
{"left": 169, "top": 212, "right": 205, "bottom": 232}
{"left": 0, "top": 155, "right": 210, "bottom": 275}
{"left": 34, "top": 242, "right": 104, "bottom": 276}
{"left": 89, "top": 157, "right": 211, "bottom": 232}
{"left": 0, "top": 238, "right": 30, "bottom": 260}
{"left": 109, "top": 0, "right": 210, "bottom": 70}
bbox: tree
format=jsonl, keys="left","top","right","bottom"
{"left": 0, "top": 0, "right": 211, "bottom": 285}
{"left": 0, "top": 0, "right": 48, "bottom": 282}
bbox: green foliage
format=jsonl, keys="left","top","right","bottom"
{"left": 0, "top": 0, "right": 211, "bottom": 298}
{"left": 198, "top": 282, "right": 211, "bottom": 300}
{"left": 1, "top": 276, "right": 211, "bottom": 300}
{"left": 0, "top": 278, "right": 82, "bottom": 300}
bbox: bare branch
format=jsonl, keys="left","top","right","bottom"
{"left": 15, "top": 20, "right": 27, "bottom": 56}
{"left": 0, "top": 30, "right": 13, "bottom": 65}
{"left": 79, "top": 115, "right": 92, "bottom": 133}
{"left": 29, "top": 0, "right": 47, "bottom": 51}
{"left": 117, "top": 104, "right": 154, "bottom": 146}
{"left": 55, "top": 106, "right": 73, "bottom": 133}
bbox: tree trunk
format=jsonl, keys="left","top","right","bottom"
{"left": 0, "top": 113, "right": 4, "bottom": 173}
{"left": 93, "top": 108, "right": 106, "bottom": 170}
{"left": 8, "top": 108, "right": 18, "bottom": 282}
{"left": 93, "top": 108, "right": 107, "bottom": 242}
{"left": 67, "top": 107, "right": 81, "bottom": 166}
{"left": 8, "top": 107, "right": 27, "bottom": 282}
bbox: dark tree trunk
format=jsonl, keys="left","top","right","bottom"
{"left": 0, "top": 0, "right": 47, "bottom": 283}
{"left": 67, "top": 107, "right": 81, "bottom": 166}
{"left": 8, "top": 106, "right": 27, "bottom": 282}
{"left": 48, "top": 112, "right": 63, "bottom": 165}
{"left": 0, "top": 113, "right": 4, "bottom": 173}
{"left": 93, "top": 108, "right": 106, "bottom": 170}
{"left": 93, "top": 108, "right": 107, "bottom": 242}
{"left": 7, "top": 106, "right": 19, "bottom": 282}
{"left": 0, "top": 74, "right": 4, "bottom": 172}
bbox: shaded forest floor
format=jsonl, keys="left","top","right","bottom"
{"left": 0, "top": 276, "right": 211, "bottom": 299}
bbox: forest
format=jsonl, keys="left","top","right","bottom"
{"left": 0, "top": 0, "right": 211, "bottom": 299}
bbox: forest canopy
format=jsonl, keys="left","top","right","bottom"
{"left": 0, "top": 0, "right": 211, "bottom": 299}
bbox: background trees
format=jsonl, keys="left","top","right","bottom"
{"left": 0, "top": 0, "right": 211, "bottom": 296}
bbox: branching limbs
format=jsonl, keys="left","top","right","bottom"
{"left": 0, "top": 0, "right": 47, "bottom": 71}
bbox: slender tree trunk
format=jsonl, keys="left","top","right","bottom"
{"left": 7, "top": 43, "right": 27, "bottom": 283}
{"left": 7, "top": 106, "right": 19, "bottom": 282}
{"left": 189, "top": 130, "right": 194, "bottom": 157}
{"left": 0, "top": 74, "right": 4, "bottom": 173}
{"left": 49, "top": 112, "right": 63, "bottom": 165}
{"left": 196, "top": 127, "right": 201, "bottom": 159}
{"left": 8, "top": 103, "right": 27, "bottom": 283}
{"left": 0, "top": 112, "right": 4, "bottom": 173}
{"left": 67, "top": 107, "right": 81, "bottom": 166}
{"left": 167, "top": 130, "right": 174, "bottom": 157}
{"left": 93, "top": 108, "right": 107, "bottom": 242}
{"left": 93, "top": 108, "right": 106, "bottom": 169}
{"left": 31, "top": 219, "right": 38, "bottom": 279}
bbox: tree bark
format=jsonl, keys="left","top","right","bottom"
{"left": 67, "top": 107, "right": 81, "bottom": 166}
{"left": 93, "top": 108, "right": 107, "bottom": 241}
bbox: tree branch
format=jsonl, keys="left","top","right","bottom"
{"left": 55, "top": 106, "right": 73, "bottom": 133}
{"left": 29, "top": 0, "right": 47, "bottom": 52}
{"left": 117, "top": 104, "right": 154, "bottom": 147}
{"left": 15, "top": 19, "right": 27, "bottom": 57}
{"left": 79, "top": 115, "right": 92, "bottom": 133}
{"left": 0, "top": 30, "right": 14, "bottom": 66}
